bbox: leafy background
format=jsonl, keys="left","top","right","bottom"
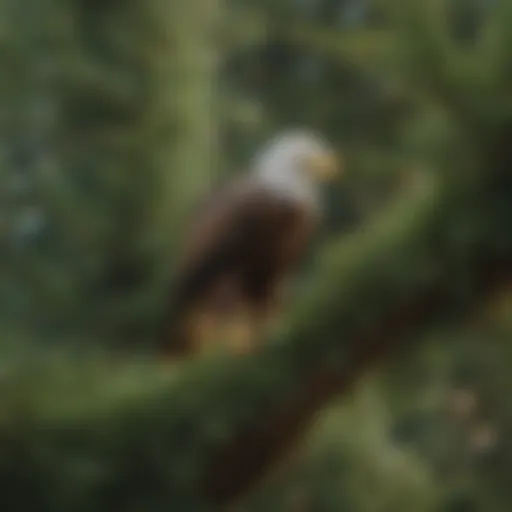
{"left": 0, "top": 0, "right": 511, "bottom": 510}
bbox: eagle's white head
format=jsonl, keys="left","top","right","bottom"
{"left": 252, "top": 129, "right": 340, "bottom": 207}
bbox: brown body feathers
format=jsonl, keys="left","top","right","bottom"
{"left": 159, "top": 177, "right": 318, "bottom": 357}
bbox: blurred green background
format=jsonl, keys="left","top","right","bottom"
{"left": 0, "top": 0, "right": 511, "bottom": 510}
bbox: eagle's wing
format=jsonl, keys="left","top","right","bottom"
{"left": 174, "top": 179, "right": 257, "bottom": 306}
{"left": 159, "top": 177, "right": 263, "bottom": 351}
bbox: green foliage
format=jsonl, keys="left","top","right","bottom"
{"left": 1, "top": 0, "right": 512, "bottom": 510}
{"left": 245, "top": 382, "right": 440, "bottom": 512}
{"left": 1, "top": 0, "right": 217, "bottom": 341}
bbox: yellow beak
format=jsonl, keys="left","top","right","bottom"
{"left": 307, "top": 152, "right": 341, "bottom": 181}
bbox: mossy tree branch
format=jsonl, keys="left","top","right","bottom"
{"left": 0, "top": 170, "right": 510, "bottom": 510}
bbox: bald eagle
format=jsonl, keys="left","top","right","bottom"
{"left": 160, "top": 130, "right": 340, "bottom": 357}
